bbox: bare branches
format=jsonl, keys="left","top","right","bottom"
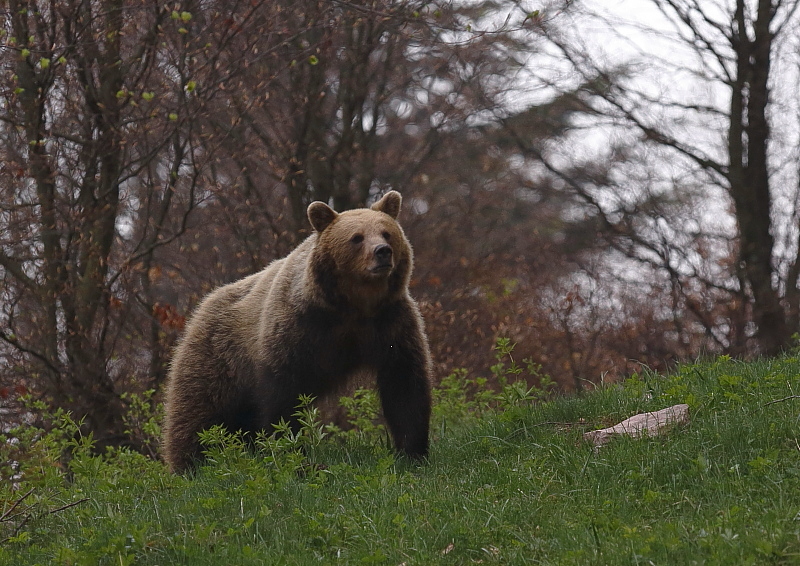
{"left": 764, "top": 394, "right": 800, "bottom": 406}
{"left": 511, "top": 0, "right": 800, "bottom": 355}
{"left": 0, "top": 489, "right": 89, "bottom": 545}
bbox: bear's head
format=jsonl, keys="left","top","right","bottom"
{"left": 307, "top": 191, "right": 412, "bottom": 313}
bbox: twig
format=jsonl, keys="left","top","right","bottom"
{"left": 1, "top": 490, "right": 89, "bottom": 545}
{"left": 764, "top": 395, "right": 800, "bottom": 406}
{"left": 48, "top": 498, "right": 89, "bottom": 515}
{"left": 0, "top": 488, "right": 34, "bottom": 522}
{"left": 8, "top": 514, "right": 30, "bottom": 542}
{"left": 0, "top": 488, "right": 35, "bottom": 545}
{"left": 531, "top": 421, "right": 588, "bottom": 428}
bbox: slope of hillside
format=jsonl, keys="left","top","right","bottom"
{"left": 2, "top": 355, "right": 799, "bottom": 564}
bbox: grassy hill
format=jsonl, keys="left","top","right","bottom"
{"left": 2, "top": 353, "right": 799, "bottom": 565}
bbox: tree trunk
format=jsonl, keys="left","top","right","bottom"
{"left": 728, "top": 0, "right": 789, "bottom": 356}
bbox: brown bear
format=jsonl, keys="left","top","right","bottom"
{"left": 161, "top": 191, "right": 432, "bottom": 473}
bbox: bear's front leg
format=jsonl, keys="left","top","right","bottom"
{"left": 376, "top": 334, "right": 432, "bottom": 459}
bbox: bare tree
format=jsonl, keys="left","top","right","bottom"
{"left": 505, "top": 0, "right": 800, "bottom": 356}
{"left": 0, "top": 0, "right": 211, "bottom": 445}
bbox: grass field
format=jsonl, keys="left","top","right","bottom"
{"left": 2, "top": 354, "right": 800, "bottom": 564}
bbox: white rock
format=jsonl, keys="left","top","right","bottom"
{"left": 583, "top": 404, "right": 690, "bottom": 447}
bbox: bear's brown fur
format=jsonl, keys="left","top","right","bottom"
{"left": 162, "top": 191, "right": 432, "bottom": 473}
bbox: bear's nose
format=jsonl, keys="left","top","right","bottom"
{"left": 375, "top": 244, "right": 393, "bottom": 262}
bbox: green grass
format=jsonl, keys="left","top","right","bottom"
{"left": 2, "top": 355, "right": 800, "bottom": 564}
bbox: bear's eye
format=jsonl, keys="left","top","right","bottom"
{"left": 351, "top": 234, "right": 364, "bottom": 244}
{"left": 382, "top": 231, "right": 391, "bottom": 240}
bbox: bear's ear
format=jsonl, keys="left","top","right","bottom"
{"left": 371, "top": 190, "right": 402, "bottom": 219}
{"left": 308, "top": 201, "right": 338, "bottom": 232}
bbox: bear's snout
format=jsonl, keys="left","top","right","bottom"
{"left": 373, "top": 243, "right": 393, "bottom": 270}
{"left": 375, "top": 243, "right": 393, "bottom": 260}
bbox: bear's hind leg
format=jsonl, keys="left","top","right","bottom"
{"left": 162, "top": 416, "right": 208, "bottom": 474}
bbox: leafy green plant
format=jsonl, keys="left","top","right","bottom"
{"left": 0, "top": 403, "right": 96, "bottom": 546}
{"left": 432, "top": 368, "right": 478, "bottom": 426}
{"left": 0, "top": 400, "right": 91, "bottom": 491}
{"left": 433, "top": 338, "right": 555, "bottom": 430}
{"left": 491, "top": 337, "right": 555, "bottom": 406}
{"left": 121, "top": 389, "right": 162, "bottom": 460}
{"left": 329, "top": 388, "right": 388, "bottom": 450}
{"left": 197, "top": 395, "right": 330, "bottom": 482}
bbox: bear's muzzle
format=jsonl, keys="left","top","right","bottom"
{"left": 372, "top": 243, "right": 394, "bottom": 272}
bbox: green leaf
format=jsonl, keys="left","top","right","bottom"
{"left": 39, "top": 57, "right": 50, "bottom": 69}
{"left": 185, "top": 80, "right": 196, "bottom": 93}
{"left": 308, "top": 55, "right": 319, "bottom": 65}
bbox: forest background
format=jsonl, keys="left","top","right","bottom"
{"left": 2, "top": 0, "right": 800, "bottom": 451}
